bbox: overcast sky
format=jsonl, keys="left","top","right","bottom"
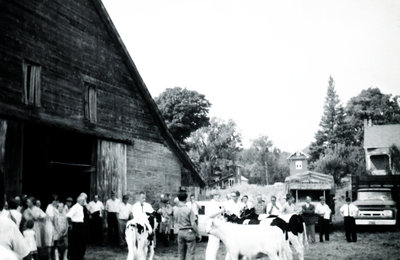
{"left": 102, "top": 0, "right": 400, "bottom": 152}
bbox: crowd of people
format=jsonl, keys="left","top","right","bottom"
{"left": 0, "top": 185, "right": 360, "bottom": 260}
{"left": 0, "top": 189, "right": 203, "bottom": 260}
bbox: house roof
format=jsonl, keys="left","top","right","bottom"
{"left": 287, "top": 151, "right": 309, "bottom": 160}
{"left": 91, "top": 0, "right": 205, "bottom": 187}
{"left": 364, "top": 124, "right": 400, "bottom": 149}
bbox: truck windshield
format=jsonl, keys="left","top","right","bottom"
{"left": 357, "top": 191, "right": 392, "bottom": 201}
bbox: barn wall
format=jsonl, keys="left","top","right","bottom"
{"left": 0, "top": 0, "right": 204, "bottom": 200}
{"left": 126, "top": 139, "right": 182, "bottom": 204}
{"left": 0, "top": 0, "right": 163, "bottom": 144}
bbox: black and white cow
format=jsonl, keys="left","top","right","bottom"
{"left": 223, "top": 211, "right": 307, "bottom": 260}
{"left": 125, "top": 212, "right": 161, "bottom": 260}
{"left": 262, "top": 214, "right": 308, "bottom": 260}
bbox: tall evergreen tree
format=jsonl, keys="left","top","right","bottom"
{"left": 309, "top": 76, "right": 346, "bottom": 162}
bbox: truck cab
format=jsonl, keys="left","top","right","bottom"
{"left": 353, "top": 188, "right": 397, "bottom": 226}
{"left": 351, "top": 175, "right": 400, "bottom": 226}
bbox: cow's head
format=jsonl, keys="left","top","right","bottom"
{"left": 125, "top": 222, "right": 150, "bottom": 260}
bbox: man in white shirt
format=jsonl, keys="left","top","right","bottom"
{"left": 223, "top": 191, "right": 243, "bottom": 218}
{"left": 315, "top": 196, "right": 332, "bottom": 242}
{"left": 105, "top": 191, "right": 120, "bottom": 246}
{"left": 340, "top": 197, "right": 359, "bottom": 243}
{"left": 118, "top": 195, "right": 132, "bottom": 247}
{"left": 88, "top": 194, "right": 104, "bottom": 245}
{"left": 266, "top": 196, "right": 282, "bottom": 216}
{"left": 205, "top": 191, "right": 224, "bottom": 260}
{"left": 131, "top": 191, "right": 154, "bottom": 220}
{"left": 67, "top": 195, "right": 87, "bottom": 260}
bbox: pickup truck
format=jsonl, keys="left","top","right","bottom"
{"left": 352, "top": 175, "right": 400, "bottom": 226}
{"left": 353, "top": 188, "right": 397, "bottom": 225}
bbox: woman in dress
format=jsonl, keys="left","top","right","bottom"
{"left": 45, "top": 194, "right": 59, "bottom": 259}
{"left": 22, "top": 196, "right": 46, "bottom": 249}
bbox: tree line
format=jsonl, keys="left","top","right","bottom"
{"left": 155, "top": 82, "right": 400, "bottom": 185}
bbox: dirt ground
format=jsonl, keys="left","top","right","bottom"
{"left": 85, "top": 226, "right": 400, "bottom": 260}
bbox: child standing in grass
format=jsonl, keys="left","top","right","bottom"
{"left": 23, "top": 219, "right": 38, "bottom": 260}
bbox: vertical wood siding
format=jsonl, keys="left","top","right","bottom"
{"left": 97, "top": 140, "right": 127, "bottom": 200}
{"left": 0, "top": 120, "right": 7, "bottom": 173}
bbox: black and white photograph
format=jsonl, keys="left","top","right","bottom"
{"left": 1, "top": 0, "right": 400, "bottom": 259}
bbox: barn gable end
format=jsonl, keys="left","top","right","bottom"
{"left": 0, "top": 0, "right": 204, "bottom": 205}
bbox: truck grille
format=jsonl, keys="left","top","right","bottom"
{"left": 357, "top": 210, "right": 393, "bottom": 219}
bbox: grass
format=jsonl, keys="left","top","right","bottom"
{"left": 85, "top": 183, "right": 400, "bottom": 259}
{"left": 85, "top": 228, "right": 400, "bottom": 260}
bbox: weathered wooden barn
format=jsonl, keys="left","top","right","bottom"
{"left": 0, "top": 0, "right": 205, "bottom": 205}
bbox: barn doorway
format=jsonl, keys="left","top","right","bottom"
{"left": 22, "top": 124, "right": 96, "bottom": 205}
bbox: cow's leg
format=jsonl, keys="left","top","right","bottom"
{"left": 279, "top": 237, "right": 292, "bottom": 260}
{"left": 205, "top": 234, "right": 220, "bottom": 260}
{"left": 125, "top": 226, "right": 135, "bottom": 260}
{"left": 289, "top": 234, "right": 304, "bottom": 260}
{"left": 148, "top": 244, "right": 155, "bottom": 260}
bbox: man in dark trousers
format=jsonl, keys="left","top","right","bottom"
{"left": 340, "top": 197, "right": 359, "bottom": 242}
{"left": 301, "top": 196, "right": 317, "bottom": 243}
{"left": 315, "top": 196, "right": 331, "bottom": 242}
{"left": 105, "top": 191, "right": 120, "bottom": 246}
{"left": 88, "top": 194, "right": 104, "bottom": 245}
{"left": 66, "top": 195, "right": 87, "bottom": 260}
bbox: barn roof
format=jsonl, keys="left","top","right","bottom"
{"left": 364, "top": 124, "right": 400, "bottom": 149}
{"left": 91, "top": 0, "right": 205, "bottom": 187}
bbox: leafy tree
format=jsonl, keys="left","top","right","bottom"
{"left": 239, "top": 136, "right": 290, "bottom": 185}
{"left": 186, "top": 118, "right": 242, "bottom": 183}
{"left": 155, "top": 87, "right": 211, "bottom": 144}
{"left": 345, "top": 88, "right": 400, "bottom": 146}
{"left": 313, "top": 144, "right": 367, "bottom": 184}
{"left": 309, "top": 76, "right": 347, "bottom": 162}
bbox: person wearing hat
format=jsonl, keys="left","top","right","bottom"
{"left": 87, "top": 194, "right": 104, "bottom": 245}
{"left": 117, "top": 194, "right": 132, "bottom": 247}
{"left": 254, "top": 194, "right": 266, "bottom": 215}
{"left": 157, "top": 195, "right": 173, "bottom": 246}
{"left": 64, "top": 197, "right": 74, "bottom": 214}
{"left": 105, "top": 191, "right": 120, "bottom": 246}
{"left": 315, "top": 196, "right": 332, "bottom": 242}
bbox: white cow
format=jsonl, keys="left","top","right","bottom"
{"left": 125, "top": 214, "right": 158, "bottom": 260}
{"left": 208, "top": 218, "right": 290, "bottom": 260}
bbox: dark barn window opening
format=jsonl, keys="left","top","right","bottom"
{"left": 84, "top": 83, "right": 97, "bottom": 123}
{"left": 22, "top": 61, "right": 41, "bottom": 107}
{"left": 22, "top": 124, "right": 96, "bottom": 205}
